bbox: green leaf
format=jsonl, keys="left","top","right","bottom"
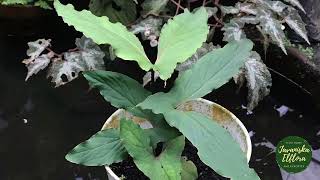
{"left": 153, "top": 7, "right": 209, "bottom": 80}
{"left": 181, "top": 157, "right": 198, "bottom": 180}
{"left": 139, "top": 40, "right": 253, "bottom": 114}
{"left": 1, "top": 0, "right": 31, "bottom": 5}
{"left": 89, "top": 0, "right": 137, "bottom": 25}
{"left": 84, "top": 70, "right": 150, "bottom": 110}
{"left": 54, "top": 1, "right": 152, "bottom": 71}
{"left": 141, "top": 0, "right": 169, "bottom": 17}
{"left": 120, "top": 119, "right": 185, "bottom": 180}
{"left": 176, "top": 42, "right": 217, "bottom": 73}
{"left": 164, "top": 110, "right": 260, "bottom": 180}
{"left": 65, "top": 129, "right": 127, "bottom": 166}
{"left": 144, "top": 127, "right": 180, "bottom": 148}
{"left": 34, "top": 0, "right": 52, "bottom": 9}
{"left": 83, "top": 70, "right": 165, "bottom": 127}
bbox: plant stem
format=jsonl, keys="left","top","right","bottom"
{"left": 176, "top": 0, "right": 181, "bottom": 15}
{"left": 46, "top": 47, "right": 62, "bottom": 58}
{"left": 202, "top": 0, "right": 207, "bottom": 6}
{"left": 169, "top": 0, "right": 185, "bottom": 12}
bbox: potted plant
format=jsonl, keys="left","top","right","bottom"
{"left": 50, "top": 1, "right": 260, "bottom": 179}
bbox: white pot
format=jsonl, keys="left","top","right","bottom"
{"left": 101, "top": 98, "right": 252, "bottom": 180}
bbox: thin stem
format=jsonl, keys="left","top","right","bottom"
{"left": 169, "top": 0, "right": 185, "bottom": 11}
{"left": 213, "top": 14, "right": 224, "bottom": 25}
{"left": 68, "top": 47, "right": 80, "bottom": 52}
{"left": 46, "top": 47, "right": 62, "bottom": 58}
{"left": 267, "top": 67, "right": 312, "bottom": 95}
{"left": 202, "top": 0, "right": 207, "bottom": 6}
{"left": 175, "top": 0, "right": 181, "bottom": 15}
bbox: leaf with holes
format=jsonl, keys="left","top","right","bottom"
{"left": 120, "top": 119, "right": 185, "bottom": 180}
{"left": 22, "top": 39, "right": 51, "bottom": 64}
{"left": 222, "top": 20, "right": 246, "bottom": 42}
{"left": 74, "top": 36, "right": 105, "bottom": 70}
{"left": 257, "top": 8, "right": 287, "bottom": 54}
{"left": 45, "top": 37, "right": 105, "bottom": 87}
{"left": 54, "top": 1, "right": 153, "bottom": 71}
{"left": 47, "top": 57, "right": 85, "bottom": 87}
{"left": 65, "top": 128, "right": 127, "bottom": 166}
{"left": 154, "top": 7, "right": 209, "bottom": 80}
{"left": 89, "top": 0, "right": 137, "bottom": 25}
{"left": 23, "top": 52, "right": 54, "bottom": 81}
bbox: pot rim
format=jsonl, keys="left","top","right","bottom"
{"left": 102, "top": 98, "right": 252, "bottom": 180}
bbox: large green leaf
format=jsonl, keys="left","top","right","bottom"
{"left": 139, "top": 40, "right": 253, "bottom": 113}
{"left": 144, "top": 127, "right": 180, "bottom": 148}
{"left": 84, "top": 70, "right": 150, "bottom": 110}
{"left": 120, "top": 119, "right": 185, "bottom": 180}
{"left": 65, "top": 129, "right": 127, "bottom": 166}
{"left": 54, "top": 1, "right": 152, "bottom": 71}
{"left": 83, "top": 70, "right": 164, "bottom": 126}
{"left": 89, "top": 0, "right": 136, "bottom": 25}
{"left": 153, "top": 7, "right": 209, "bottom": 80}
{"left": 164, "top": 110, "right": 260, "bottom": 180}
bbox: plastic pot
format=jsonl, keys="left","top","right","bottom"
{"left": 101, "top": 98, "right": 252, "bottom": 180}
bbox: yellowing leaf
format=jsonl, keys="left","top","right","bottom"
{"left": 54, "top": 1, "right": 153, "bottom": 71}
{"left": 154, "top": 7, "right": 209, "bottom": 80}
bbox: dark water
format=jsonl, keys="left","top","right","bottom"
{"left": 1, "top": 11, "right": 320, "bottom": 180}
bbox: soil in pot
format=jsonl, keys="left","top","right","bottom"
{"left": 109, "top": 140, "right": 228, "bottom": 180}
